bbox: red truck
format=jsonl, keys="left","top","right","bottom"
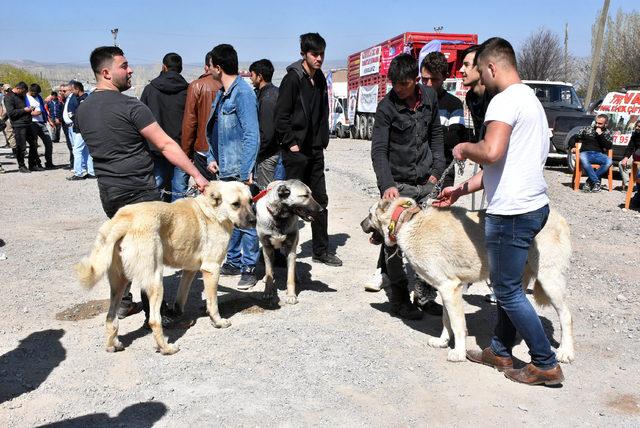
{"left": 345, "top": 32, "right": 478, "bottom": 140}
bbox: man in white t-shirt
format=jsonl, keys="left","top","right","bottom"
{"left": 433, "top": 37, "right": 564, "bottom": 386}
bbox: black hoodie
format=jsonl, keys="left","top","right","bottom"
{"left": 140, "top": 70, "right": 189, "bottom": 152}
{"left": 274, "top": 60, "right": 329, "bottom": 151}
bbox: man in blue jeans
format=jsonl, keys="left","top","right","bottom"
{"left": 434, "top": 37, "right": 564, "bottom": 386}
{"left": 574, "top": 115, "right": 613, "bottom": 193}
{"left": 205, "top": 44, "right": 260, "bottom": 289}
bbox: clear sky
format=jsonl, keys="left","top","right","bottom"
{"left": 3, "top": 0, "right": 638, "bottom": 65}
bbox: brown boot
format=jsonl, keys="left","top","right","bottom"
{"left": 466, "top": 347, "right": 514, "bottom": 371}
{"left": 504, "top": 363, "right": 564, "bottom": 386}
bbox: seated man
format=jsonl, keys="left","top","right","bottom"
{"left": 575, "top": 114, "right": 613, "bottom": 193}
{"left": 619, "top": 121, "right": 640, "bottom": 192}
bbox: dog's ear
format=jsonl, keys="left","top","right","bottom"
{"left": 378, "top": 199, "right": 392, "bottom": 213}
{"left": 277, "top": 184, "right": 291, "bottom": 199}
{"left": 209, "top": 187, "right": 222, "bottom": 206}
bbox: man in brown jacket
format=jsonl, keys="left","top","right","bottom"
{"left": 172, "top": 51, "right": 222, "bottom": 200}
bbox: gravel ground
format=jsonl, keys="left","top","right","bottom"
{"left": 0, "top": 137, "right": 639, "bottom": 427}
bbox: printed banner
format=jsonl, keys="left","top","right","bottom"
{"left": 348, "top": 89, "right": 358, "bottom": 123}
{"left": 360, "top": 46, "right": 381, "bottom": 77}
{"left": 326, "top": 71, "right": 334, "bottom": 129}
{"left": 380, "top": 41, "right": 404, "bottom": 76}
{"left": 357, "top": 84, "right": 379, "bottom": 114}
{"left": 595, "top": 90, "right": 640, "bottom": 146}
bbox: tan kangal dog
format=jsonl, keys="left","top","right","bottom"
{"left": 76, "top": 181, "right": 256, "bottom": 355}
{"left": 361, "top": 198, "right": 575, "bottom": 363}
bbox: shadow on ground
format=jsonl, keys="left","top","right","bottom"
{"left": 0, "top": 329, "right": 66, "bottom": 404}
{"left": 38, "top": 401, "right": 167, "bottom": 428}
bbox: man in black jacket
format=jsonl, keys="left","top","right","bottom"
{"left": 370, "top": 53, "right": 445, "bottom": 319}
{"left": 275, "top": 33, "right": 341, "bottom": 267}
{"left": 250, "top": 58, "right": 282, "bottom": 189}
{"left": 4, "top": 82, "right": 40, "bottom": 173}
{"left": 140, "top": 52, "right": 189, "bottom": 201}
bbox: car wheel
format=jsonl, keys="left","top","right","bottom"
{"left": 566, "top": 151, "right": 576, "bottom": 174}
{"left": 358, "top": 114, "right": 367, "bottom": 140}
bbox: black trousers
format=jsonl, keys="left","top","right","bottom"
{"left": 13, "top": 126, "right": 38, "bottom": 168}
{"left": 282, "top": 147, "right": 329, "bottom": 256}
{"left": 51, "top": 123, "right": 61, "bottom": 142}
{"left": 30, "top": 122, "right": 53, "bottom": 166}
{"left": 61, "top": 123, "right": 73, "bottom": 166}
{"left": 376, "top": 182, "right": 436, "bottom": 305}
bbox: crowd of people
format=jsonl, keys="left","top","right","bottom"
{"left": 3, "top": 31, "right": 640, "bottom": 388}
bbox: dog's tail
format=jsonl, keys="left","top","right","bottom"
{"left": 75, "top": 216, "right": 131, "bottom": 289}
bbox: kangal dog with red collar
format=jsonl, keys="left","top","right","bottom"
{"left": 361, "top": 197, "right": 575, "bottom": 363}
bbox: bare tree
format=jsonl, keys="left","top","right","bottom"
{"left": 517, "top": 28, "right": 564, "bottom": 81}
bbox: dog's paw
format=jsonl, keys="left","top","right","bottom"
{"left": 556, "top": 346, "right": 575, "bottom": 363}
{"left": 447, "top": 348, "right": 467, "bottom": 362}
{"left": 428, "top": 337, "right": 449, "bottom": 348}
{"left": 284, "top": 294, "right": 298, "bottom": 305}
{"left": 159, "top": 343, "right": 180, "bottom": 356}
{"left": 106, "top": 339, "right": 124, "bottom": 353}
{"left": 212, "top": 317, "right": 231, "bottom": 329}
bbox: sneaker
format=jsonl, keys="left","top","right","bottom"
{"left": 312, "top": 252, "right": 343, "bottom": 267}
{"left": 220, "top": 262, "right": 241, "bottom": 276}
{"left": 86, "top": 174, "right": 97, "bottom": 179}
{"left": 30, "top": 165, "right": 45, "bottom": 172}
{"left": 364, "top": 268, "right": 390, "bottom": 292}
{"left": 18, "top": 166, "right": 30, "bottom": 173}
{"left": 391, "top": 301, "right": 424, "bottom": 320}
{"left": 591, "top": 182, "right": 602, "bottom": 193}
{"left": 66, "top": 174, "right": 86, "bottom": 181}
{"left": 485, "top": 292, "right": 497, "bottom": 304}
{"left": 581, "top": 181, "right": 592, "bottom": 192}
{"left": 44, "top": 164, "right": 56, "bottom": 170}
{"left": 116, "top": 301, "right": 143, "bottom": 319}
{"left": 237, "top": 268, "right": 258, "bottom": 290}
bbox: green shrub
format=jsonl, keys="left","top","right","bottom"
{"left": 0, "top": 64, "right": 52, "bottom": 94}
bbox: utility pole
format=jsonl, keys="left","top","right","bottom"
{"left": 585, "top": 0, "right": 610, "bottom": 108}
{"left": 111, "top": 28, "right": 119, "bottom": 47}
{"left": 564, "top": 23, "right": 569, "bottom": 82}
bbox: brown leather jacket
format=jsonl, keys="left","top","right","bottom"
{"left": 181, "top": 72, "right": 221, "bottom": 156}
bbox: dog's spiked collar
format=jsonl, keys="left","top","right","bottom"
{"left": 388, "top": 201, "right": 421, "bottom": 242}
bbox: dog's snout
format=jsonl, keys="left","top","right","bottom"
{"left": 360, "top": 216, "right": 372, "bottom": 233}
{"left": 238, "top": 208, "right": 256, "bottom": 229}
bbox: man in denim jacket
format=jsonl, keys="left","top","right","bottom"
{"left": 205, "top": 44, "right": 260, "bottom": 289}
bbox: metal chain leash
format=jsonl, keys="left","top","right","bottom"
{"left": 424, "top": 159, "right": 466, "bottom": 205}
{"left": 160, "top": 186, "right": 200, "bottom": 199}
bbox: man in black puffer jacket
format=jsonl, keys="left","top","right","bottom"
{"left": 141, "top": 53, "right": 189, "bottom": 200}
{"left": 275, "top": 33, "right": 342, "bottom": 267}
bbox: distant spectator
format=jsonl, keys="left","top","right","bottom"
{"left": 619, "top": 121, "right": 640, "bottom": 194}
{"left": 46, "top": 91, "right": 63, "bottom": 143}
{"left": 65, "top": 81, "right": 94, "bottom": 180}
{"left": 4, "top": 82, "right": 39, "bottom": 173}
{"left": 1, "top": 84, "right": 16, "bottom": 156}
{"left": 249, "top": 58, "right": 283, "bottom": 189}
{"left": 140, "top": 52, "right": 189, "bottom": 201}
{"left": 26, "top": 83, "right": 55, "bottom": 169}
{"left": 574, "top": 114, "right": 613, "bottom": 193}
{"left": 59, "top": 84, "right": 73, "bottom": 168}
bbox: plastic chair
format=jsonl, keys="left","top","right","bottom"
{"left": 572, "top": 142, "right": 613, "bottom": 192}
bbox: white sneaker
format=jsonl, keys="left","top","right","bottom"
{"left": 364, "top": 268, "right": 390, "bottom": 292}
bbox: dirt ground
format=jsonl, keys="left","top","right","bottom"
{"left": 0, "top": 138, "right": 639, "bottom": 427}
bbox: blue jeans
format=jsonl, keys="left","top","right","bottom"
{"left": 579, "top": 151, "right": 612, "bottom": 184}
{"left": 485, "top": 204, "right": 557, "bottom": 369}
{"left": 153, "top": 155, "right": 173, "bottom": 201}
{"left": 171, "top": 167, "right": 190, "bottom": 202}
{"left": 70, "top": 127, "right": 94, "bottom": 177}
{"left": 226, "top": 227, "right": 259, "bottom": 271}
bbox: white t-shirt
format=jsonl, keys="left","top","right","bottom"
{"left": 482, "top": 83, "right": 549, "bottom": 215}
{"left": 26, "top": 94, "right": 44, "bottom": 123}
